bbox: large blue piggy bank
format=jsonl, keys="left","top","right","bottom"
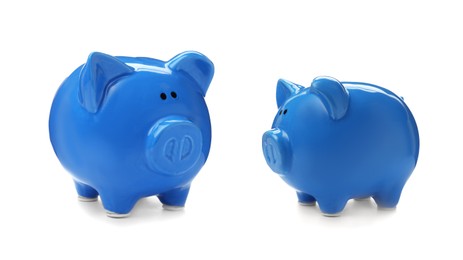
{"left": 262, "top": 76, "right": 419, "bottom": 216}
{"left": 49, "top": 51, "right": 214, "bottom": 217}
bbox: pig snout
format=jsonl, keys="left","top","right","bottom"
{"left": 262, "top": 129, "right": 291, "bottom": 174}
{"left": 146, "top": 117, "right": 203, "bottom": 175}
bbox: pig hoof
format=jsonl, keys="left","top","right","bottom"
{"left": 322, "top": 212, "right": 342, "bottom": 217}
{"left": 354, "top": 197, "right": 371, "bottom": 201}
{"left": 78, "top": 196, "right": 98, "bottom": 202}
{"left": 162, "top": 204, "right": 184, "bottom": 211}
{"left": 298, "top": 201, "right": 316, "bottom": 206}
{"left": 106, "top": 211, "right": 131, "bottom": 218}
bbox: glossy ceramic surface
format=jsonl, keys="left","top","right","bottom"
{"left": 49, "top": 51, "right": 214, "bottom": 217}
{"left": 262, "top": 76, "right": 419, "bottom": 216}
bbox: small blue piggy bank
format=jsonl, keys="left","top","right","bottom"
{"left": 49, "top": 51, "right": 214, "bottom": 217}
{"left": 262, "top": 76, "right": 419, "bottom": 216}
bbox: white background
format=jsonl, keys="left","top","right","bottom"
{"left": 1, "top": 0, "right": 462, "bottom": 259}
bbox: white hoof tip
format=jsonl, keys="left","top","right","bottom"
{"left": 162, "top": 205, "right": 184, "bottom": 211}
{"left": 354, "top": 197, "right": 371, "bottom": 201}
{"left": 106, "top": 212, "right": 131, "bottom": 218}
{"left": 78, "top": 196, "right": 98, "bottom": 202}
{"left": 322, "top": 212, "right": 342, "bottom": 217}
{"left": 298, "top": 201, "right": 316, "bottom": 206}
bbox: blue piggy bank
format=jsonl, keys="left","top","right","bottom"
{"left": 262, "top": 76, "right": 419, "bottom": 216}
{"left": 49, "top": 51, "right": 214, "bottom": 217}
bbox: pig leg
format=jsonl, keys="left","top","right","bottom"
{"left": 373, "top": 185, "right": 404, "bottom": 209}
{"left": 317, "top": 197, "right": 349, "bottom": 217}
{"left": 297, "top": 191, "right": 316, "bottom": 206}
{"left": 99, "top": 192, "right": 138, "bottom": 218}
{"left": 74, "top": 181, "right": 98, "bottom": 202}
{"left": 158, "top": 185, "right": 190, "bottom": 211}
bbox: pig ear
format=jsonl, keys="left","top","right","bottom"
{"left": 79, "top": 52, "right": 133, "bottom": 113}
{"left": 167, "top": 51, "right": 214, "bottom": 97}
{"left": 276, "top": 79, "right": 304, "bottom": 108}
{"left": 309, "top": 76, "right": 349, "bottom": 120}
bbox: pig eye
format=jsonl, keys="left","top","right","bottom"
{"left": 171, "top": 91, "right": 177, "bottom": 98}
{"left": 160, "top": 93, "right": 167, "bottom": 100}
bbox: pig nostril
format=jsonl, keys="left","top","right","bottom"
{"left": 279, "top": 110, "right": 282, "bottom": 115}
{"left": 164, "top": 138, "right": 177, "bottom": 162}
{"left": 160, "top": 93, "right": 167, "bottom": 100}
{"left": 265, "top": 142, "right": 276, "bottom": 164}
{"left": 171, "top": 91, "right": 177, "bottom": 98}
{"left": 180, "top": 136, "right": 193, "bottom": 160}
{"left": 283, "top": 109, "right": 288, "bottom": 115}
